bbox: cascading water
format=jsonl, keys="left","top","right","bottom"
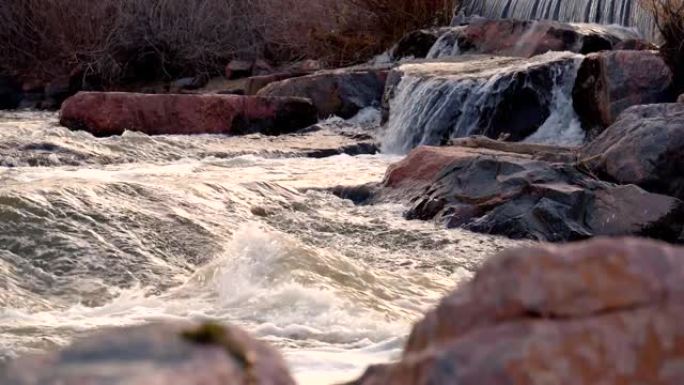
{"left": 381, "top": 51, "right": 585, "bottom": 154}
{"left": 457, "top": 0, "right": 657, "bottom": 40}
{"left": 0, "top": 111, "right": 523, "bottom": 384}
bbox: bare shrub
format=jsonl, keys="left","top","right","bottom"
{"left": 0, "top": 0, "right": 458, "bottom": 84}
{"left": 642, "top": 0, "right": 684, "bottom": 92}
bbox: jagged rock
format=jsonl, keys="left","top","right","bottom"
{"left": 382, "top": 52, "right": 582, "bottom": 153}
{"left": 678, "top": 93, "right": 684, "bottom": 103}
{"left": 573, "top": 50, "right": 673, "bottom": 134}
{"left": 374, "top": 145, "right": 683, "bottom": 242}
{"left": 582, "top": 103, "right": 684, "bottom": 201}
{"left": 257, "top": 68, "right": 389, "bottom": 119}
{"left": 427, "top": 19, "right": 640, "bottom": 59}
{"left": 351, "top": 238, "right": 684, "bottom": 385}
{"left": 60, "top": 92, "right": 317, "bottom": 137}
{"left": 1, "top": 322, "right": 295, "bottom": 385}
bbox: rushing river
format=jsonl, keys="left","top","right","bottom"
{"left": 0, "top": 111, "right": 522, "bottom": 384}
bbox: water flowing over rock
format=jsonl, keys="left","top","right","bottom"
{"left": 1, "top": 322, "right": 295, "bottom": 385}
{"left": 373, "top": 143, "right": 683, "bottom": 242}
{"left": 381, "top": 52, "right": 584, "bottom": 154}
{"left": 573, "top": 50, "right": 673, "bottom": 133}
{"left": 351, "top": 237, "right": 684, "bottom": 385}
{"left": 457, "top": 0, "right": 657, "bottom": 40}
{"left": 427, "top": 19, "right": 640, "bottom": 59}
{"left": 582, "top": 103, "right": 684, "bottom": 200}
{"left": 59, "top": 92, "right": 318, "bottom": 137}
{"left": 257, "top": 68, "right": 389, "bottom": 119}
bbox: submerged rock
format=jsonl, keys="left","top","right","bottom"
{"left": 582, "top": 103, "right": 684, "bottom": 201}
{"left": 257, "top": 68, "right": 389, "bottom": 119}
{"left": 382, "top": 52, "right": 582, "bottom": 153}
{"left": 427, "top": 19, "right": 640, "bottom": 59}
{"left": 573, "top": 50, "right": 673, "bottom": 134}
{"left": 351, "top": 237, "right": 684, "bottom": 385}
{"left": 1, "top": 322, "right": 295, "bottom": 385}
{"left": 374, "top": 145, "right": 683, "bottom": 242}
{"left": 59, "top": 92, "right": 318, "bottom": 137}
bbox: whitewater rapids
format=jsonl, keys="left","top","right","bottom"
{"left": 0, "top": 111, "right": 523, "bottom": 384}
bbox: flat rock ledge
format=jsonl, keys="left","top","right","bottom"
{"left": 350, "top": 237, "right": 684, "bottom": 385}
{"left": 59, "top": 92, "right": 318, "bottom": 137}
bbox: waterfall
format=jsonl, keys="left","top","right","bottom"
{"left": 381, "top": 52, "right": 584, "bottom": 154}
{"left": 457, "top": 0, "right": 657, "bottom": 40}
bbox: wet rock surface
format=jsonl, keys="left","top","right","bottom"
{"left": 1, "top": 322, "right": 296, "bottom": 385}
{"left": 369, "top": 144, "right": 683, "bottom": 242}
{"left": 59, "top": 92, "right": 318, "bottom": 137}
{"left": 573, "top": 50, "right": 673, "bottom": 134}
{"left": 582, "top": 103, "right": 684, "bottom": 201}
{"left": 257, "top": 67, "right": 389, "bottom": 119}
{"left": 382, "top": 52, "right": 582, "bottom": 153}
{"left": 351, "top": 237, "right": 684, "bottom": 385}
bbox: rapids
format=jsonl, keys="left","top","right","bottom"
{"left": 0, "top": 111, "right": 523, "bottom": 384}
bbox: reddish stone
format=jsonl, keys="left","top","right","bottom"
{"left": 59, "top": 92, "right": 317, "bottom": 137}
{"left": 573, "top": 50, "right": 673, "bottom": 133}
{"left": 352, "top": 238, "right": 684, "bottom": 385}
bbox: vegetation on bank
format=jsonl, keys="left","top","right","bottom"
{"left": 643, "top": 0, "right": 684, "bottom": 92}
{"left": 0, "top": 0, "right": 455, "bottom": 86}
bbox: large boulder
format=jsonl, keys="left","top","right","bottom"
{"left": 257, "top": 68, "right": 389, "bottom": 119}
{"left": 582, "top": 103, "right": 684, "bottom": 200}
{"left": 427, "top": 19, "right": 641, "bottom": 59}
{"left": 351, "top": 238, "right": 684, "bottom": 385}
{"left": 59, "top": 92, "right": 318, "bottom": 137}
{"left": 381, "top": 52, "right": 583, "bottom": 153}
{"left": 372, "top": 144, "right": 683, "bottom": 242}
{"left": 573, "top": 50, "right": 673, "bottom": 134}
{"left": 2, "top": 322, "right": 295, "bottom": 385}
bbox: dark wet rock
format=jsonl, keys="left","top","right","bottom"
{"left": 390, "top": 29, "right": 444, "bottom": 61}
{"left": 1, "top": 322, "right": 295, "bottom": 385}
{"left": 427, "top": 19, "right": 640, "bottom": 59}
{"left": 351, "top": 237, "right": 684, "bottom": 385}
{"left": 374, "top": 145, "right": 683, "bottom": 242}
{"left": 59, "top": 92, "right": 318, "bottom": 137}
{"left": 573, "top": 50, "right": 673, "bottom": 134}
{"left": 0, "top": 76, "right": 22, "bottom": 110}
{"left": 257, "top": 68, "right": 389, "bottom": 119}
{"left": 581, "top": 103, "right": 684, "bottom": 201}
{"left": 305, "top": 142, "right": 378, "bottom": 158}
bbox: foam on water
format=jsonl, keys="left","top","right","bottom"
{"left": 0, "top": 111, "right": 523, "bottom": 383}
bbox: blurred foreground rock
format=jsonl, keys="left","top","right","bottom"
{"left": 351, "top": 237, "right": 684, "bottom": 385}
{"left": 1, "top": 322, "right": 295, "bottom": 385}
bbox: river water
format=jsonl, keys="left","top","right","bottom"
{"left": 0, "top": 111, "right": 522, "bottom": 384}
